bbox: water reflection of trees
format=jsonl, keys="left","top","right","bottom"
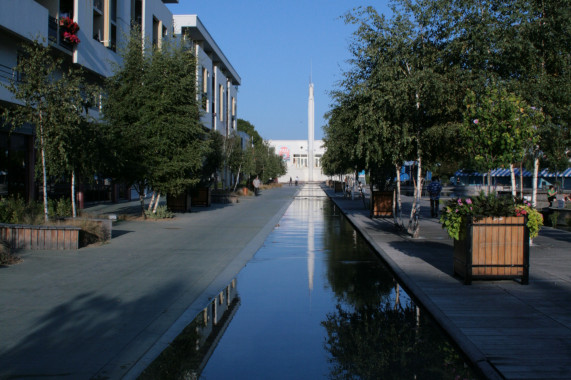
{"left": 322, "top": 202, "right": 395, "bottom": 307}
{"left": 322, "top": 302, "right": 477, "bottom": 380}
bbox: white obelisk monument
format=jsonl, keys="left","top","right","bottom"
{"left": 308, "top": 80, "right": 315, "bottom": 182}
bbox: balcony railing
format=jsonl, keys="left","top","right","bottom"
{"left": 0, "top": 63, "right": 16, "bottom": 85}
{"left": 48, "top": 16, "right": 73, "bottom": 52}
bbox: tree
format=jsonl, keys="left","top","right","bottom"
{"left": 140, "top": 38, "right": 205, "bottom": 203}
{"left": 103, "top": 26, "right": 150, "bottom": 215}
{"left": 463, "top": 84, "right": 542, "bottom": 195}
{"left": 2, "top": 39, "right": 91, "bottom": 221}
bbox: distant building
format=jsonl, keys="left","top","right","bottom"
{"left": 268, "top": 81, "right": 329, "bottom": 183}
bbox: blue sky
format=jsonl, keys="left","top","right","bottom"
{"left": 166, "top": 1, "right": 391, "bottom": 141}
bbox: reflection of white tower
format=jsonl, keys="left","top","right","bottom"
{"left": 308, "top": 80, "right": 314, "bottom": 182}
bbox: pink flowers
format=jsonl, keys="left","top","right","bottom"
{"left": 473, "top": 119, "right": 479, "bottom": 124}
{"left": 63, "top": 32, "right": 80, "bottom": 44}
{"left": 466, "top": 198, "right": 472, "bottom": 204}
{"left": 60, "top": 16, "right": 80, "bottom": 46}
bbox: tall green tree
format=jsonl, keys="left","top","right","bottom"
{"left": 2, "top": 39, "right": 91, "bottom": 221}
{"left": 103, "top": 27, "right": 150, "bottom": 215}
{"left": 140, "top": 38, "right": 205, "bottom": 202}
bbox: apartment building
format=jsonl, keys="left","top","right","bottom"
{"left": 173, "top": 15, "right": 241, "bottom": 188}
{"left": 0, "top": 0, "right": 190, "bottom": 202}
{"left": 173, "top": 15, "right": 241, "bottom": 137}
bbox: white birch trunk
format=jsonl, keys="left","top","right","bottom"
{"left": 71, "top": 170, "right": 76, "bottom": 218}
{"left": 532, "top": 157, "right": 539, "bottom": 207}
{"left": 153, "top": 193, "right": 160, "bottom": 213}
{"left": 39, "top": 112, "right": 49, "bottom": 222}
{"left": 233, "top": 163, "right": 242, "bottom": 192}
{"left": 394, "top": 166, "right": 400, "bottom": 226}
{"left": 396, "top": 165, "right": 403, "bottom": 227}
{"left": 510, "top": 164, "right": 517, "bottom": 197}
{"left": 148, "top": 192, "right": 156, "bottom": 212}
{"left": 519, "top": 163, "right": 524, "bottom": 199}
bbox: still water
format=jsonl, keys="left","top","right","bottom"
{"left": 141, "top": 184, "right": 478, "bottom": 379}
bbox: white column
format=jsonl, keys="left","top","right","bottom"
{"left": 308, "top": 82, "right": 314, "bottom": 182}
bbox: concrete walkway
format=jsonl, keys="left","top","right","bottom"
{"left": 324, "top": 186, "right": 571, "bottom": 380}
{"left": 0, "top": 186, "right": 299, "bottom": 380}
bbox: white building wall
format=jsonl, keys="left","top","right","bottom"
{"left": 172, "top": 15, "right": 240, "bottom": 136}
{"left": 268, "top": 139, "right": 330, "bottom": 183}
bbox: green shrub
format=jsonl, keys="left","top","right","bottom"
{"left": 0, "top": 239, "right": 21, "bottom": 265}
{"left": 0, "top": 196, "right": 42, "bottom": 224}
{"left": 145, "top": 205, "right": 174, "bottom": 219}
{"left": 549, "top": 212, "right": 559, "bottom": 227}
{"left": 0, "top": 196, "right": 73, "bottom": 224}
{"left": 49, "top": 198, "right": 73, "bottom": 219}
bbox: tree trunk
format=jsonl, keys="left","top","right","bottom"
{"left": 153, "top": 193, "right": 161, "bottom": 213}
{"left": 233, "top": 163, "right": 242, "bottom": 192}
{"left": 510, "top": 163, "right": 517, "bottom": 197}
{"left": 532, "top": 157, "right": 539, "bottom": 207}
{"left": 395, "top": 164, "right": 403, "bottom": 227}
{"left": 148, "top": 192, "right": 156, "bottom": 212}
{"left": 71, "top": 170, "right": 77, "bottom": 218}
{"left": 519, "top": 162, "right": 524, "bottom": 199}
{"left": 39, "top": 114, "right": 49, "bottom": 223}
{"left": 487, "top": 170, "right": 492, "bottom": 195}
{"left": 408, "top": 157, "right": 422, "bottom": 238}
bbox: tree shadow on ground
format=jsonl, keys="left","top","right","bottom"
{"left": 0, "top": 280, "right": 186, "bottom": 379}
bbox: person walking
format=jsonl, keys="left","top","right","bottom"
{"left": 427, "top": 176, "right": 443, "bottom": 218}
{"left": 289, "top": 177, "right": 293, "bottom": 186}
{"left": 295, "top": 176, "right": 299, "bottom": 186}
{"left": 253, "top": 176, "right": 261, "bottom": 196}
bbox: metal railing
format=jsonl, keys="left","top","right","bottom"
{"left": 48, "top": 16, "right": 73, "bottom": 52}
{"left": 0, "top": 63, "right": 16, "bottom": 84}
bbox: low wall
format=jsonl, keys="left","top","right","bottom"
{"left": 0, "top": 224, "right": 80, "bottom": 250}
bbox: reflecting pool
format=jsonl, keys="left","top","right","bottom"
{"left": 141, "top": 184, "right": 479, "bottom": 380}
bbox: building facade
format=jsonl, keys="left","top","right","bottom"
{"left": 0, "top": 1, "right": 241, "bottom": 201}
{"left": 173, "top": 15, "right": 240, "bottom": 137}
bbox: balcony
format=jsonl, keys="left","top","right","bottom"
{"left": 48, "top": 16, "right": 74, "bottom": 52}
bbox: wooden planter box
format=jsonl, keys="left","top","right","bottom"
{"left": 191, "top": 187, "right": 211, "bottom": 207}
{"left": 334, "top": 181, "right": 343, "bottom": 193}
{"left": 454, "top": 216, "right": 529, "bottom": 285}
{"left": 167, "top": 193, "right": 191, "bottom": 212}
{"left": 0, "top": 223, "right": 80, "bottom": 250}
{"left": 371, "top": 190, "right": 393, "bottom": 218}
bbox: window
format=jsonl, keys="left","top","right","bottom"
{"left": 131, "top": 0, "right": 142, "bottom": 27}
{"left": 315, "top": 154, "right": 322, "bottom": 168}
{"left": 231, "top": 97, "right": 236, "bottom": 117}
{"left": 93, "top": 0, "right": 117, "bottom": 50}
{"left": 201, "top": 68, "right": 208, "bottom": 111}
{"left": 293, "top": 154, "right": 308, "bottom": 168}
{"left": 181, "top": 26, "right": 191, "bottom": 40}
{"left": 93, "top": 0, "right": 104, "bottom": 42}
{"left": 152, "top": 17, "right": 160, "bottom": 48}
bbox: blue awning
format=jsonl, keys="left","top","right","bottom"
{"left": 456, "top": 168, "right": 570, "bottom": 177}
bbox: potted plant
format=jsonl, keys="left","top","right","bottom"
{"left": 440, "top": 192, "right": 543, "bottom": 285}
{"left": 59, "top": 16, "right": 80, "bottom": 47}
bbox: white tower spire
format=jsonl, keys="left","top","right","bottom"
{"left": 308, "top": 77, "right": 314, "bottom": 182}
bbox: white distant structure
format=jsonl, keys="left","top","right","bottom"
{"left": 268, "top": 79, "right": 329, "bottom": 183}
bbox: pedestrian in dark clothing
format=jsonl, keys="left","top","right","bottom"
{"left": 547, "top": 185, "right": 556, "bottom": 207}
{"left": 427, "top": 177, "right": 443, "bottom": 217}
